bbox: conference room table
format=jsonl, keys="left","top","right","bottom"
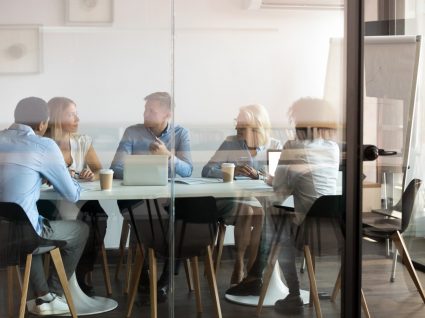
{"left": 40, "top": 178, "right": 308, "bottom": 313}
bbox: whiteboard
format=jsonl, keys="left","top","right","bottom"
{"left": 324, "top": 35, "right": 421, "bottom": 190}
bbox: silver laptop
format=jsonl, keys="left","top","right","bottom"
{"left": 123, "top": 155, "right": 168, "bottom": 186}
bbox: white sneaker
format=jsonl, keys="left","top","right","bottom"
{"left": 27, "top": 292, "right": 70, "bottom": 316}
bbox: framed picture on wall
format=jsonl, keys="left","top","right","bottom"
{"left": 0, "top": 25, "right": 42, "bottom": 75}
{"left": 66, "top": 0, "right": 114, "bottom": 25}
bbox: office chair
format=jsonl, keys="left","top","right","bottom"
{"left": 0, "top": 202, "right": 77, "bottom": 318}
{"left": 125, "top": 197, "right": 222, "bottom": 318}
{"left": 256, "top": 195, "right": 370, "bottom": 318}
{"left": 362, "top": 178, "right": 425, "bottom": 302}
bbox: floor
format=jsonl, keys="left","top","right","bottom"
{"left": 1, "top": 240, "right": 425, "bottom": 317}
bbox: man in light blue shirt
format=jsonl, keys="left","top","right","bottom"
{"left": 0, "top": 97, "right": 89, "bottom": 316}
{"left": 110, "top": 92, "right": 192, "bottom": 303}
{"left": 110, "top": 91, "right": 192, "bottom": 178}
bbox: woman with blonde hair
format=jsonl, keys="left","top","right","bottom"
{"left": 45, "top": 96, "right": 107, "bottom": 295}
{"left": 202, "top": 104, "right": 282, "bottom": 286}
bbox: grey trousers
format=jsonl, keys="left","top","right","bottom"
{"left": 30, "top": 220, "right": 89, "bottom": 297}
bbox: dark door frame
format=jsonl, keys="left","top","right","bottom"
{"left": 344, "top": 0, "right": 363, "bottom": 317}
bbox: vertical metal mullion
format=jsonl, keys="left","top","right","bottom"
{"left": 344, "top": 0, "right": 364, "bottom": 317}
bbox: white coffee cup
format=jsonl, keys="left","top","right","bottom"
{"left": 221, "top": 163, "right": 235, "bottom": 183}
{"left": 99, "top": 169, "right": 114, "bottom": 191}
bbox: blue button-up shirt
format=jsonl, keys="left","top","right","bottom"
{"left": 110, "top": 123, "right": 193, "bottom": 179}
{"left": 0, "top": 124, "right": 81, "bottom": 234}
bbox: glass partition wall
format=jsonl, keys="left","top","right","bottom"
{"left": 0, "top": 1, "right": 366, "bottom": 318}
{"left": 361, "top": 1, "right": 425, "bottom": 317}
{"left": 173, "top": 1, "right": 347, "bottom": 318}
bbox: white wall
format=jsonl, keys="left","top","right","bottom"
{"left": 0, "top": 0, "right": 344, "bottom": 247}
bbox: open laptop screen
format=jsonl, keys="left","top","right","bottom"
{"left": 267, "top": 149, "right": 281, "bottom": 177}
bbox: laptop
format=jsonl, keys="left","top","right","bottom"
{"left": 267, "top": 149, "right": 281, "bottom": 177}
{"left": 123, "top": 155, "right": 168, "bottom": 186}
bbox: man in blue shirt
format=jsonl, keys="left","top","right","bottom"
{"left": 110, "top": 91, "right": 193, "bottom": 303}
{"left": 0, "top": 97, "right": 89, "bottom": 316}
{"left": 110, "top": 91, "right": 192, "bottom": 178}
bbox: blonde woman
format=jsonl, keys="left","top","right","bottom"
{"left": 45, "top": 97, "right": 106, "bottom": 295}
{"left": 202, "top": 104, "right": 282, "bottom": 285}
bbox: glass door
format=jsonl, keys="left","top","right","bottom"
{"left": 361, "top": 1, "right": 425, "bottom": 317}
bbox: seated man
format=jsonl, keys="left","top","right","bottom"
{"left": 0, "top": 97, "right": 89, "bottom": 316}
{"left": 110, "top": 91, "right": 193, "bottom": 302}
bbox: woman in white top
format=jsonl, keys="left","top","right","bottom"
{"left": 46, "top": 96, "right": 106, "bottom": 295}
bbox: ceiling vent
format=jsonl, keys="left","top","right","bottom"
{"left": 244, "top": 0, "right": 344, "bottom": 10}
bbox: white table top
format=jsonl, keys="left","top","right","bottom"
{"left": 40, "top": 179, "right": 274, "bottom": 201}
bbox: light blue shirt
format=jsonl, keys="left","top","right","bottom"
{"left": 273, "top": 139, "right": 340, "bottom": 224}
{"left": 0, "top": 124, "right": 81, "bottom": 234}
{"left": 110, "top": 123, "right": 193, "bottom": 179}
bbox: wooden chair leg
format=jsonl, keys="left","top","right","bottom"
{"left": 304, "top": 245, "right": 322, "bottom": 318}
{"left": 184, "top": 258, "right": 194, "bottom": 291}
{"left": 100, "top": 241, "right": 113, "bottom": 295}
{"left": 256, "top": 242, "right": 281, "bottom": 316}
{"left": 50, "top": 248, "right": 78, "bottom": 318}
{"left": 7, "top": 266, "right": 15, "bottom": 318}
{"left": 214, "top": 223, "right": 226, "bottom": 275}
{"left": 361, "top": 289, "right": 371, "bottom": 318}
{"left": 331, "top": 267, "right": 341, "bottom": 302}
{"left": 124, "top": 244, "right": 134, "bottom": 295}
{"left": 205, "top": 245, "right": 222, "bottom": 318}
{"left": 149, "top": 248, "right": 158, "bottom": 318}
{"left": 190, "top": 256, "right": 203, "bottom": 313}
{"left": 18, "top": 254, "right": 32, "bottom": 318}
{"left": 330, "top": 267, "right": 370, "bottom": 318}
{"left": 126, "top": 244, "right": 144, "bottom": 318}
{"left": 392, "top": 231, "right": 425, "bottom": 303}
{"left": 115, "top": 220, "right": 130, "bottom": 280}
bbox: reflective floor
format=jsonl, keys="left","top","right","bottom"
{"left": 1, "top": 239, "right": 425, "bottom": 318}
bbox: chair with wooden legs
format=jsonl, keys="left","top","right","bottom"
{"left": 0, "top": 202, "right": 77, "bottom": 318}
{"left": 125, "top": 197, "right": 222, "bottom": 318}
{"left": 256, "top": 195, "right": 370, "bottom": 318}
{"left": 362, "top": 178, "right": 425, "bottom": 303}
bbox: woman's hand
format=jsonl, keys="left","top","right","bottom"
{"left": 78, "top": 168, "right": 95, "bottom": 181}
{"left": 235, "top": 164, "right": 259, "bottom": 179}
{"left": 266, "top": 174, "right": 274, "bottom": 186}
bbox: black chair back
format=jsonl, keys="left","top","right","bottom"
{"left": 397, "top": 179, "right": 422, "bottom": 233}
{"left": 295, "top": 195, "right": 345, "bottom": 255}
{"left": 137, "top": 197, "right": 219, "bottom": 259}
{"left": 0, "top": 202, "right": 65, "bottom": 267}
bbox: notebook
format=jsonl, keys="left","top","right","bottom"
{"left": 267, "top": 149, "right": 281, "bottom": 177}
{"left": 123, "top": 155, "right": 168, "bottom": 186}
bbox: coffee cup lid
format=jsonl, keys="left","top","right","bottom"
{"left": 100, "top": 169, "right": 114, "bottom": 174}
{"left": 221, "top": 162, "right": 235, "bottom": 168}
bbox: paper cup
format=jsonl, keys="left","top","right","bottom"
{"left": 221, "top": 163, "right": 235, "bottom": 183}
{"left": 99, "top": 169, "right": 114, "bottom": 190}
